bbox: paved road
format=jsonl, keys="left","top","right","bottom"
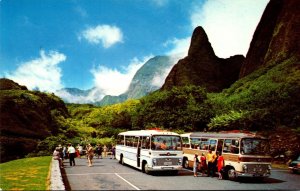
{"left": 62, "top": 157, "right": 300, "bottom": 190}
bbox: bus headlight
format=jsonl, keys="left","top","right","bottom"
{"left": 178, "top": 158, "right": 182, "bottom": 165}
{"left": 153, "top": 158, "right": 157, "bottom": 166}
{"left": 243, "top": 164, "right": 248, "bottom": 172}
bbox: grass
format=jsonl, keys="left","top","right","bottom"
{"left": 0, "top": 156, "right": 52, "bottom": 190}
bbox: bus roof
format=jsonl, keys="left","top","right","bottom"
{"left": 118, "top": 129, "right": 179, "bottom": 136}
{"left": 181, "top": 131, "right": 267, "bottom": 139}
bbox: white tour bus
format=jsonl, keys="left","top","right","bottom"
{"left": 181, "top": 130, "right": 272, "bottom": 180}
{"left": 116, "top": 129, "right": 183, "bottom": 174}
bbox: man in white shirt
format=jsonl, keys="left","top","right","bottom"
{"left": 67, "top": 143, "right": 76, "bottom": 166}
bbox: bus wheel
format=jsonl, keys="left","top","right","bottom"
{"left": 142, "top": 162, "right": 150, "bottom": 174}
{"left": 119, "top": 155, "right": 124, "bottom": 165}
{"left": 227, "top": 168, "right": 236, "bottom": 181}
{"left": 183, "top": 158, "right": 189, "bottom": 169}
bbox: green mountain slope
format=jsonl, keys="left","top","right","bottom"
{"left": 0, "top": 78, "right": 69, "bottom": 162}
{"left": 96, "top": 56, "right": 175, "bottom": 106}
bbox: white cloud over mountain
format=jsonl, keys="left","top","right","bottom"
{"left": 5, "top": 50, "right": 66, "bottom": 92}
{"left": 90, "top": 55, "right": 152, "bottom": 96}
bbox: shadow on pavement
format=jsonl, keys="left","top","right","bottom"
{"left": 237, "top": 177, "right": 285, "bottom": 184}
{"left": 60, "top": 167, "right": 71, "bottom": 191}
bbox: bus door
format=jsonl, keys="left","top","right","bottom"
{"left": 217, "top": 139, "right": 224, "bottom": 154}
{"left": 137, "top": 136, "right": 141, "bottom": 167}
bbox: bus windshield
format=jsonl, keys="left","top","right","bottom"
{"left": 151, "top": 135, "right": 182, "bottom": 151}
{"left": 241, "top": 138, "right": 270, "bottom": 155}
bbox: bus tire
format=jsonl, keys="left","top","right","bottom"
{"left": 183, "top": 157, "right": 189, "bottom": 169}
{"left": 119, "top": 155, "right": 124, "bottom": 165}
{"left": 227, "top": 167, "right": 236, "bottom": 181}
{"left": 142, "top": 161, "right": 150, "bottom": 174}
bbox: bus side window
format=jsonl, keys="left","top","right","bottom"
{"left": 200, "top": 139, "right": 208, "bottom": 150}
{"left": 125, "top": 136, "right": 129, "bottom": 146}
{"left": 217, "top": 139, "right": 224, "bottom": 153}
{"left": 145, "top": 137, "right": 150, "bottom": 149}
{"left": 182, "top": 137, "right": 190, "bottom": 148}
{"left": 223, "top": 139, "right": 232, "bottom": 153}
{"left": 230, "top": 139, "right": 239, "bottom": 154}
{"left": 209, "top": 139, "right": 217, "bottom": 151}
{"left": 140, "top": 136, "right": 147, "bottom": 149}
{"left": 191, "top": 138, "right": 200, "bottom": 149}
{"left": 133, "top": 136, "right": 139, "bottom": 147}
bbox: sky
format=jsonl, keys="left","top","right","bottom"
{"left": 0, "top": 0, "right": 269, "bottom": 102}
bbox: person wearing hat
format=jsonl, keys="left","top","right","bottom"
{"left": 193, "top": 153, "right": 200, "bottom": 177}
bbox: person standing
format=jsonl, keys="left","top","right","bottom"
{"left": 96, "top": 144, "right": 103, "bottom": 159}
{"left": 199, "top": 153, "right": 207, "bottom": 176}
{"left": 217, "top": 151, "right": 225, "bottom": 179}
{"left": 87, "top": 144, "right": 94, "bottom": 167}
{"left": 77, "top": 144, "right": 83, "bottom": 158}
{"left": 103, "top": 145, "right": 107, "bottom": 158}
{"left": 111, "top": 145, "right": 116, "bottom": 159}
{"left": 62, "top": 146, "right": 67, "bottom": 160}
{"left": 193, "top": 153, "right": 199, "bottom": 177}
{"left": 67, "top": 143, "right": 76, "bottom": 166}
{"left": 206, "top": 149, "right": 216, "bottom": 177}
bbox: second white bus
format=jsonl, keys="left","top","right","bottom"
{"left": 116, "top": 129, "right": 183, "bottom": 174}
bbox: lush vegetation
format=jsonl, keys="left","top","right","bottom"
{"left": 208, "top": 56, "right": 300, "bottom": 131}
{"left": 0, "top": 156, "right": 52, "bottom": 190}
{"left": 0, "top": 81, "right": 69, "bottom": 162}
{"left": 44, "top": 56, "right": 298, "bottom": 159}
{"left": 2, "top": 55, "right": 299, "bottom": 161}
{"left": 132, "top": 86, "right": 213, "bottom": 131}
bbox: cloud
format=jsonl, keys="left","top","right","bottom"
{"left": 56, "top": 55, "right": 153, "bottom": 104}
{"left": 79, "top": 25, "right": 123, "bottom": 48}
{"left": 152, "top": 0, "right": 169, "bottom": 7}
{"left": 190, "top": 0, "right": 269, "bottom": 58}
{"left": 5, "top": 50, "right": 66, "bottom": 92}
{"left": 90, "top": 56, "right": 151, "bottom": 96}
{"left": 151, "top": 54, "right": 183, "bottom": 87}
{"left": 155, "top": 37, "right": 191, "bottom": 88}
{"left": 55, "top": 89, "right": 90, "bottom": 104}
{"left": 164, "top": 37, "right": 190, "bottom": 58}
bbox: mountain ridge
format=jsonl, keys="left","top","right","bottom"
{"left": 161, "top": 26, "right": 245, "bottom": 92}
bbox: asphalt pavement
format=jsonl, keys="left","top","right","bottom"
{"left": 61, "top": 156, "right": 142, "bottom": 190}
{"left": 61, "top": 156, "right": 300, "bottom": 190}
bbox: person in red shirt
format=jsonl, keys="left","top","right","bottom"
{"left": 217, "top": 151, "right": 225, "bottom": 179}
{"left": 199, "top": 153, "right": 207, "bottom": 176}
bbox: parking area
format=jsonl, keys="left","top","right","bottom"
{"left": 62, "top": 157, "right": 300, "bottom": 190}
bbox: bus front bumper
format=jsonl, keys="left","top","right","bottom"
{"left": 147, "top": 166, "right": 183, "bottom": 171}
{"left": 236, "top": 171, "right": 271, "bottom": 178}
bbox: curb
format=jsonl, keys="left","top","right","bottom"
{"left": 50, "top": 158, "right": 65, "bottom": 190}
